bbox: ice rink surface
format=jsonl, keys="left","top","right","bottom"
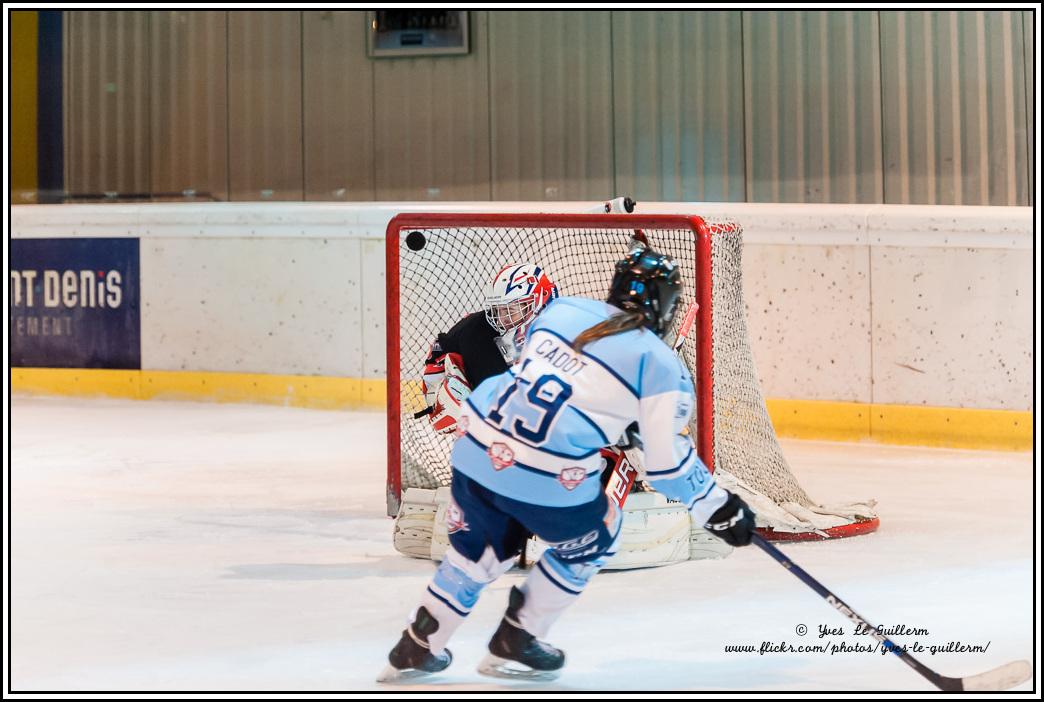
{"left": 9, "top": 396, "right": 1035, "bottom": 692}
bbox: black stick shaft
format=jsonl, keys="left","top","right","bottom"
{"left": 751, "top": 534, "right": 961, "bottom": 691}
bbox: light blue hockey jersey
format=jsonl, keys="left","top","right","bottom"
{"left": 451, "top": 296, "right": 729, "bottom": 522}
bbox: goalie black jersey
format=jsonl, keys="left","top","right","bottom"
{"left": 435, "top": 311, "right": 510, "bottom": 388}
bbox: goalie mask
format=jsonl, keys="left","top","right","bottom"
{"left": 483, "top": 263, "right": 558, "bottom": 339}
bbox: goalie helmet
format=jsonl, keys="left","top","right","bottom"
{"left": 607, "top": 247, "right": 682, "bottom": 338}
{"left": 483, "top": 263, "right": 558, "bottom": 338}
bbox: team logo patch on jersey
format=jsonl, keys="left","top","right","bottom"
{"left": 557, "top": 467, "right": 586, "bottom": 490}
{"left": 454, "top": 415, "right": 470, "bottom": 438}
{"left": 487, "top": 442, "right": 515, "bottom": 471}
{"left": 445, "top": 500, "right": 469, "bottom": 534}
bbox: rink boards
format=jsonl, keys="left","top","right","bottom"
{"left": 10, "top": 201, "right": 1033, "bottom": 450}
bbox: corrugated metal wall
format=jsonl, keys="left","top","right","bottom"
{"left": 302, "top": 11, "right": 375, "bottom": 201}
{"left": 744, "top": 11, "right": 883, "bottom": 203}
{"left": 373, "top": 12, "right": 490, "bottom": 201}
{"left": 64, "top": 11, "right": 151, "bottom": 196}
{"left": 62, "top": 10, "right": 1034, "bottom": 205}
{"left": 149, "top": 10, "right": 227, "bottom": 200}
{"left": 880, "top": 11, "right": 1029, "bottom": 205}
{"left": 613, "top": 11, "right": 746, "bottom": 202}
{"left": 227, "top": 11, "right": 303, "bottom": 201}
{"left": 1023, "top": 11, "right": 1034, "bottom": 204}
{"left": 489, "top": 11, "right": 613, "bottom": 200}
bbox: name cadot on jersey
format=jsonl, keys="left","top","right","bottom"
{"left": 451, "top": 296, "right": 728, "bottom": 522}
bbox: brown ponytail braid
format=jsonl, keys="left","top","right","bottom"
{"left": 572, "top": 310, "right": 647, "bottom": 352}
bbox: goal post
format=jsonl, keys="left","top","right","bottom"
{"left": 385, "top": 211, "right": 879, "bottom": 541}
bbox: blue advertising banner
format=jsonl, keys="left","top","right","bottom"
{"left": 10, "top": 238, "right": 141, "bottom": 369}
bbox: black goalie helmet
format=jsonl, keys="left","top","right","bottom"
{"left": 607, "top": 246, "right": 683, "bottom": 337}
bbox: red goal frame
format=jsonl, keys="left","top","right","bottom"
{"left": 385, "top": 213, "right": 716, "bottom": 517}
{"left": 384, "top": 211, "right": 879, "bottom": 542}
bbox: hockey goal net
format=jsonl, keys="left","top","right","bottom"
{"left": 386, "top": 212, "right": 878, "bottom": 541}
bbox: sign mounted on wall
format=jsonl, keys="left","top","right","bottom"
{"left": 367, "top": 10, "right": 469, "bottom": 58}
{"left": 10, "top": 238, "right": 141, "bottom": 369}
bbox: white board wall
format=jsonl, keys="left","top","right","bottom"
{"left": 11, "top": 202, "right": 1032, "bottom": 410}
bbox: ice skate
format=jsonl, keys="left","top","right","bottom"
{"left": 377, "top": 606, "right": 453, "bottom": 683}
{"left": 478, "top": 586, "right": 564, "bottom": 681}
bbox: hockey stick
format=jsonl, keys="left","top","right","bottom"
{"left": 672, "top": 300, "right": 700, "bottom": 353}
{"left": 752, "top": 534, "right": 1032, "bottom": 691}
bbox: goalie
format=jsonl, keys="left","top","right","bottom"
{"left": 420, "top": 263, "right": 559, "bottom": 436}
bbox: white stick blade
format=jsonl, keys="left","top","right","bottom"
{"left": 961, "top": 660, "right": 1032, "bottom": 691}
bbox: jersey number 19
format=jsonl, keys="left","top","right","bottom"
{"left": 487, "top": 375, "right": 573, "bottom": 445}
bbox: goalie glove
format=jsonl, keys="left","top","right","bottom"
{"left": 421, "top": 341, "right": 449, "bottom": 407}
{"left": 704, "top": 492, "right": 756, "bottom": 547}
{"left": 425, "top": 351, "right": 472, "bottom": 435}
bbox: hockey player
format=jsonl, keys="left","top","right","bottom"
{"left": 379, "top": 246, "right": 757, "bottom": 682}
{"left": 421, "top": 263, "right": 558, "bottom": 435}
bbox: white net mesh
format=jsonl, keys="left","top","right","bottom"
{"left": 391, "top": 217, "right": 877, "bottom": 537}
{"left": 707, "top": 222, "right": 810, "bottom": 505}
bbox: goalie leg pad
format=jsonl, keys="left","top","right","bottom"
{"left": 397, "top": 485, "right": 732, "bottom": 567}
{"left": 601, "top": 491, "right": 691, "bottom": 570}
{"left": 600, "top": 491, "right": 733, "bottom": 569}
{"left": 393, "top": 487, "right": 446, "bottom": 560}
{"left": 419, "top": 545, "right": 515, "bottom": 654}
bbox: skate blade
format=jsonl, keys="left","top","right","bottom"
{"left": 477, "top": 654, "right": 561, "bottom": 681}
{"left": 376, "top": 664, "right": 441, "bottom": 684}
